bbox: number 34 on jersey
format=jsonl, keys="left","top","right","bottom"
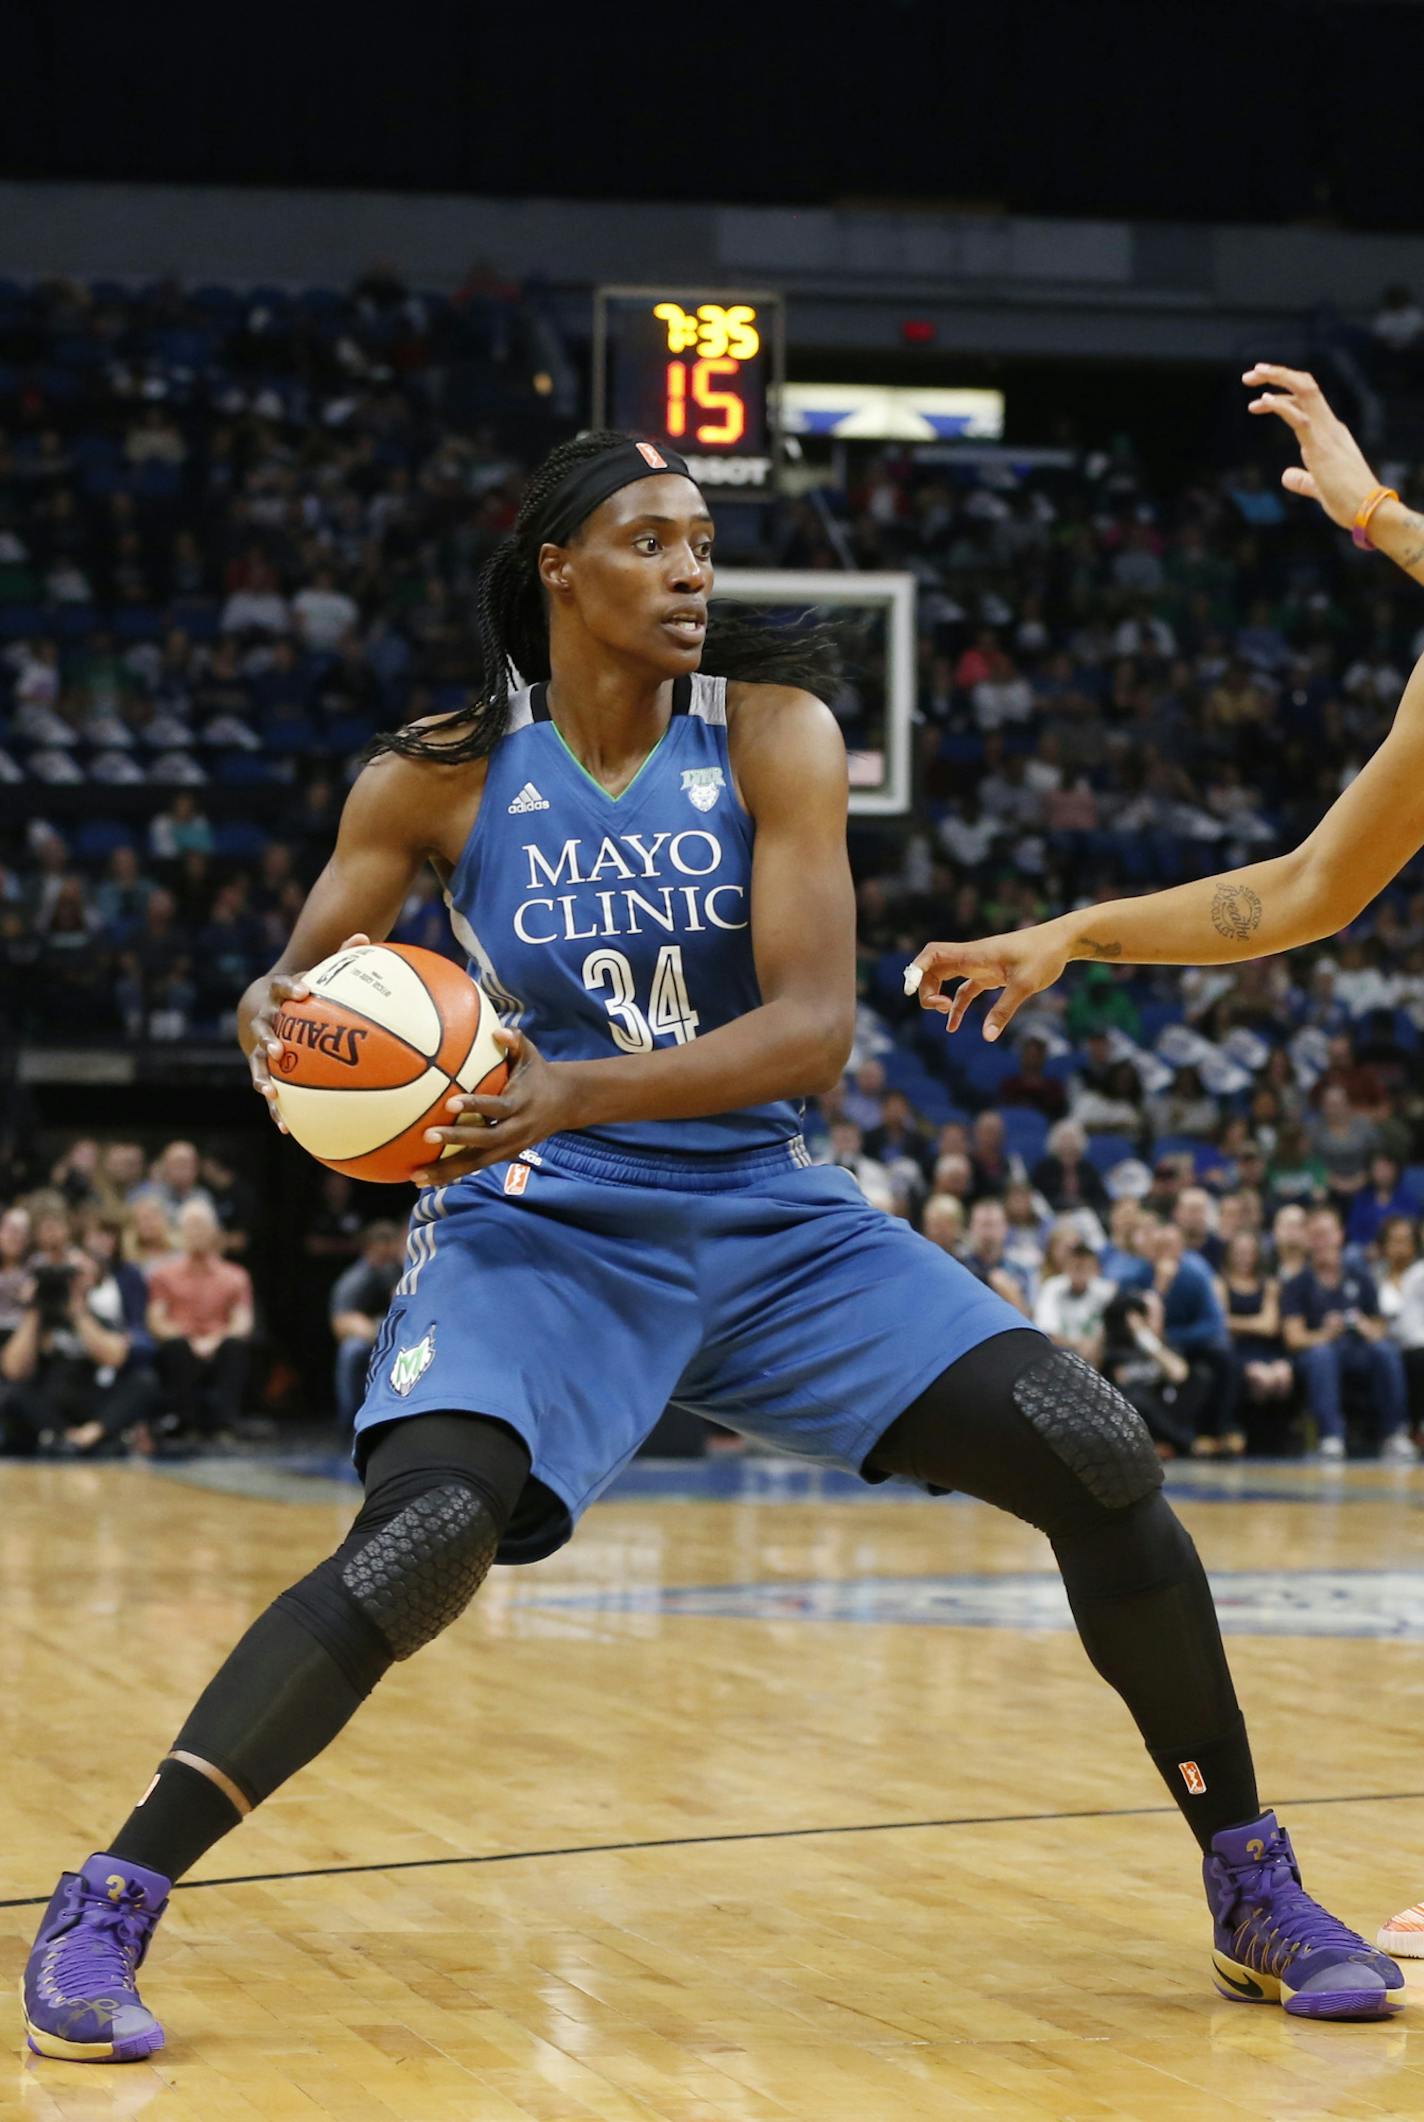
{"left": 584, "top": 946, "right": 700, "bottom": 1053}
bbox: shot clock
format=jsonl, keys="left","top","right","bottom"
{"left": 592, "top": 287, "right": 784, "bottom": 494}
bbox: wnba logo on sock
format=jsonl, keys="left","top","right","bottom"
{"left": 1179, "top": 1761, "right": 1207, "bottom": 1795}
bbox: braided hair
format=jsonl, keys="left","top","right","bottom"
{"left": 369, "top": 430, "right": 841, "bottom": 766}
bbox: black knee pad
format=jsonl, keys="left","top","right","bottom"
{"left": 1012, "top": 1348, "right": 1163, "bottom": 1510}
{"left": 339, "top": 1481, "right": 501, "bottom": 1659}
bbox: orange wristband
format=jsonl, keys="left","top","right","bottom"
{"left": 1352, "top": 485, "right": 1399, "bottom": 549}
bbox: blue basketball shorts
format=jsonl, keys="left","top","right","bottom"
{"left": 356, "top": 1131, "right": 1025, "bottom": 1560}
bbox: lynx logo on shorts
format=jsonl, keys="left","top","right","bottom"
{"left": 504, "top": 1163, "right": 531, "bottom": 1196}
{"left": 1179, "top": 1761, "right": 1207, "bottom": 1795}
{"left": 634, "top": 441, "right": 668, "bottom": 469}
{"left": 681, "top": 765, "right": 725, "bottom": 813}
{"left": 390, "top": 1328, "right": 435, "bottom": 1397}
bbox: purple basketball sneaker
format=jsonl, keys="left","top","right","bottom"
{"left": 22, "top": 1854, "right": 169, "bottom": 2061}
{"left": 1205, "top": 1812, "right": 1405, "bottom": 2019}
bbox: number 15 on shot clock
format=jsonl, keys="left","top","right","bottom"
{"left": 592, "top": 286, "right": 784, "bottom": 494}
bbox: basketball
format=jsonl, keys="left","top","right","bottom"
{"left": 269, "top": 943, "right": 509, "bottom": 1183}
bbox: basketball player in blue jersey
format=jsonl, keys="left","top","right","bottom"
{"left": 22, "top": 431, "right": 1402, "bottom": 2064}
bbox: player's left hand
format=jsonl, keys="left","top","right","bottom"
{"left": 904, "top": 921, "right": 1073, "bottom": 1041}
{"left": 411, "top": 1027, "right": 577, "bottom": 1184}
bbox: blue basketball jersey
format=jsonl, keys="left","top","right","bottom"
{"left": 442, "top": 671, "right": 803, "bottom": 1156}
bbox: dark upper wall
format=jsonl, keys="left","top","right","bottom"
{"left": 9, "top": 1, "right": 1424, "bottom": 233}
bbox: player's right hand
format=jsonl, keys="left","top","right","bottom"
{"left": 903, "top": 921, "right": 1072, "bottom": 1041}
{"left": 246, "top": 932, "right": 370, "bottom": 1132}
{"left": 1242, "top": 364, "right": 1381, "bottom": 530}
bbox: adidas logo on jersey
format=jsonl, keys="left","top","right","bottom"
{"left": 507, "top": 782, "right": 550, "bottom": 813}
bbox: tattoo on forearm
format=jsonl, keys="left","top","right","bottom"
{"left": 1210, "top": 882, "right": 1264, "bottom": 943}
{"left": 1078, "top": 936, "right": 1122, "bottom": 960}
{"left": 1395, "top": 510, "right": 1424, "bottom": 570}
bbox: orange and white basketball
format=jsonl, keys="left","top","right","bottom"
{"left": 269, "top": 942, "right": 508, "bottom": 1183}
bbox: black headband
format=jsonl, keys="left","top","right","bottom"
{"left": 533, "top": 439, "right": 697, "bottom": 547}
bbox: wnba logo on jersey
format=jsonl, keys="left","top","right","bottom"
{"left": 680, "top": 766, "right": 725, "bottom": 813}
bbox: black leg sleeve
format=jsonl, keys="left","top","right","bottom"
{"left": 868, "top": 1330, "right": 1258, "bottom": 1849}
{"left": 109, "top": 1413, "right": 531, "bottom": 1880}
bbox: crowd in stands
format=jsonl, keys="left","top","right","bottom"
{"left": 8, "top": 1105, "right": 1424, "bottom": 1461}
{"left": 0, "top": 1139, "right": 254, "bottom": 1454}
{"left": 4, "top": 271, "right": 1424, "bottom": 1456}
{"left": 0, "top": 267, "right": 563, "bottom": 1040}
{"left": 0, "top": 1134, "right": 409, "bottom": 1454}
{"left": 815, "top": 1075, "right": 1424, "bottom": 1460}
{"left": 4, "top": 272, "right": 1424, "bottom": 1051}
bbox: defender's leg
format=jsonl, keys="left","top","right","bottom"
{"left": 868, "top": 1330, "right": 1404, "bottom": 2020}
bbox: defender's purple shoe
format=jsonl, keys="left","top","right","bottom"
{"left": 1206, "top": 1812, "right": 1405, "bottom": 2019}
{"left": 22, "top": 1855, "right": 169, "bottom": 2061}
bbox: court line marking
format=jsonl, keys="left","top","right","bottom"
{"left": 3, "top": 1788, "right": 1423, "bottom": 1910}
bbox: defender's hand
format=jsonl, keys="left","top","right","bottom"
{"left": 412, "top": 1028, "right": 576, "bottom": 1184}
{"left": 1242, "top": 364, "right": 1380, "bottom": 530}
{"left": 248, "top": 932, "right": 369, "bottom": 1133}
{"left": 903, "top": 922, "right": 1073, "bottom": 1041}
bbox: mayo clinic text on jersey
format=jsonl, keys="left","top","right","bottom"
{"left": 513, "top": 829, "right": 747, "bottom": 945}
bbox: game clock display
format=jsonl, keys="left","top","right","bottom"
{"left": 592, "top": 288, "right": 784, "bottom": 494}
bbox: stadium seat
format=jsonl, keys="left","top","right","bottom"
{"left": 323, "top": 715, "right": 378, "bottom": 755}
{"left": 155, "top": 327, "right": 215, "bottom": 367}
{"left": 1151, "top": 1134, "right": 1217, "bottom": 1174}
{"left": 880, "top": 1048, "right": 932, "bottom": 1098}
{"left": 999, "top": 1106, "right": 1050, "bottom": 1164}
{"left": 215, "top": 753, "right": 282, "bottom": 787}
{"left": 52, "top": 333, "right": 102, "bottom": 370}
{"left": 1135, "top": 999, "right": 1187, "bottom": 1045}
{"left": 910, "top": 1081, "right": 963, "bottom": 1128}
{"left": 170, "top": 600, "right": 220, "bottom": 640}
{"left": 1085, "top": 1131, "right": 1137, "bottom": 1173}
{"left": 944, "top": 1103, "right": 975, "bottom": 1131}
{"left": 954, "top": 1041, "right": 1020, "bottom": 1101}
{"left": 72, "top": 820, "right": 136, "bottom": 862}
{"left": 261, "top": 718, "right": 321, "bottom": 754}
{"left": 134, "top": 462, "right": 183, "bottom": 501}
{"left": 210, "top": 820, "right": 270, "bottom": 860}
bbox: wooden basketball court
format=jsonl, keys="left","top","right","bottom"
{"left": 5, "top": 1452, "right": 1424, "bottom": 2119}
